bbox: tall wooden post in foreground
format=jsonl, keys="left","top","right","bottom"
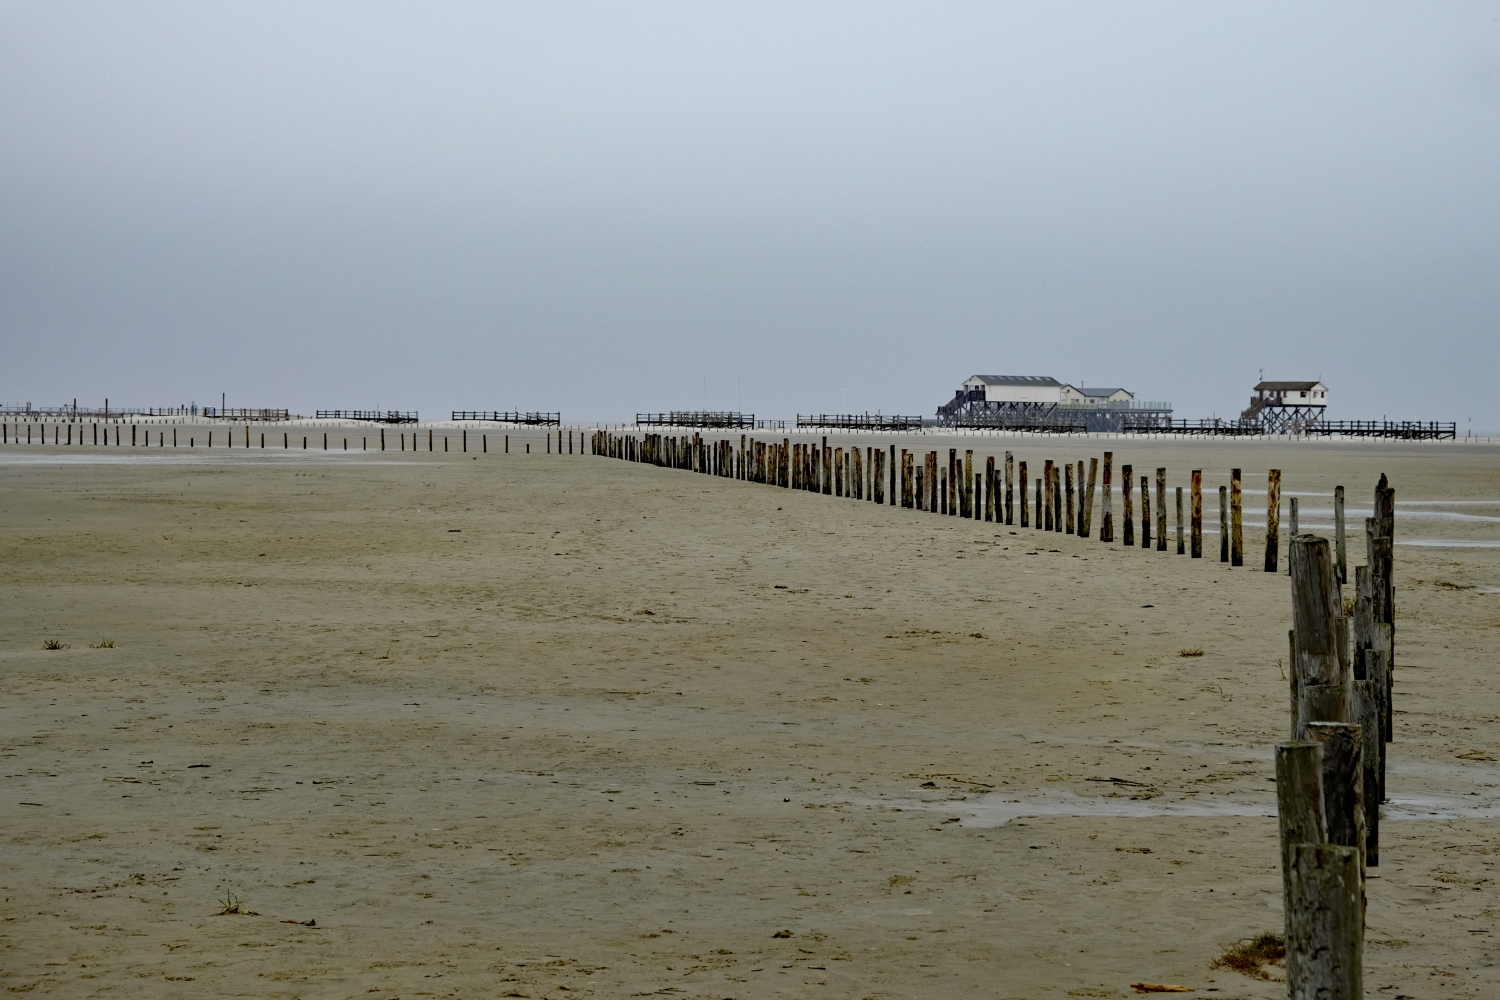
{"left": 1064, "top": 462, "right": 1075, "bottom": 534}
{"left": 1043, "top": 460, "right": 1054, "bottom": 531}
{"left": 1286, "top": 843, "right": 1362, "bottom": 1000}
{"left": 1121, "top": 463, "right": 1134, "bottom": 545}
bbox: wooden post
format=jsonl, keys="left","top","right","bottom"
{"left": 1352, "top": 680, "right": 1381, "bottom": 866}
{"left": 1286, "top": 843, "right": 1363, "bottom": 1000}
{"left": 1334, "top": 486, "right": 1347, "bottom": 583}
{"left": 1052, "top": 466, "right": 1061, "bottom": 532}
{"left": 1100, "top": 452, "right": 1113, "bottom": 541}
{"left": 1081, "top": 457, "right": 1097, "bottom": 538}
{"left": 890, "top": 445, "right": 897, "bottom": 506}
{"left": 1043, "top": 460, "right": 1054, "bottom": 531}
{"left": 1276, "top": 740, "right": 1329, "bottom": 940}
{"left": 1291, "top": 496, "right": 1299, "bottom": 537}
{"left": 963, "top": 450, "right": 974, "bottom": 517}
{"left": 1019, "top": 461, "right": 1029, "bottom": 526}
{"left": 927, "top": 451, "right": 939, "bottom": 512}
{"left": 1035, "top": 477, "right": 1042, "bottom": 529}
{"left": 824, "top": 440, "right": 833, "bottom": 495}
{"left": 947, "top": 449, "right": 956, "bottom": 515}
{"left": 1120, "top": 463, "right": 1133, "bottom": 545}
{"left": 1231, "top": 469, "right": 1243, "bottom": 566}
{"left": 1219, "top": 485, "right": 1229, "bottom": 562}
{"left": 873, "top": 447, "right": 885, "bottom": 504}
{"left": 1175, "top": 487, "right": 1185, "bottom": 554}
{"left": 1005, "top": 452, "right": 1015, "bottom": 525}
{"left": 1065, "top": 461, "right": 1075, "bottom": 534}
{"left": 1190, "top": 470, "right": 1203, "bottom": 558}
{"left": 835, "top": 448, "right": 844, "bottom": 497}
{"left": 1140, "top": 476, "right": 1151, "bottom": 549}
{"left": 1303, "top": 721, "right": 1366, "bottom": 874}
{"left": 1292, "top": 535, "right": 1349, "bottom": 731}
{"left": 985, "top": 456, "right": 996, "bottom": 521}
{"left": 901, "top": 450, "right": 913, "bottom": 508}
{"left": 1155, "top": 468, "right": 1167, "bottom": 552}
{"left": 1266, "top": 469, "right": 1282, "bottom": 572}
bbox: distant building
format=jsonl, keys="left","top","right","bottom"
{"left": 1252, "top": 381, "right": 1328, "bottom": 407}
{"left": 942, "top": 375, "right": 1167, "bottom": 431}
{"left": 1060, "top": 384, "right": 1135, "bottom": 406}
{"left": 960, "top": 375, "right": 1065, "bottom": 404}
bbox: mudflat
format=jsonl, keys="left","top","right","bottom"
{"left": 2, "top": 435, "right": 1498, "bottom": 998}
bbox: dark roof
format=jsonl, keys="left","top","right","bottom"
{"left": 1255, "top": 381, "right": 1324, "bottom": 391}
{"left": 1074, "top": 386, "right": 1129, "bottom": 397}
{"left": 969, "top": 375, "right": 1062, "bottom": 387}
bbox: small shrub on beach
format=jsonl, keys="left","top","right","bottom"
{"left": 1211, "top": 930, "right": 1285, "bottom": 980}
{"left": 1178, "top": 647, "right": 1204, "bottom": 658}
{"left": 42, "top": 639, "right": 69, "bottom": 650}
{"left": 89, "top": 639, "right": 116, "bottom": 649}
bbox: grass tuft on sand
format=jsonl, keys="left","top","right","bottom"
{"left": 1210, "top": 930, "right": 1285, "bottom": 980}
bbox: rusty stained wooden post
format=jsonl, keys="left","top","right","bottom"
{"left": 873, "top": 447, "right": 885, "bottom": 504}
{"left": 901, "top": 449, "right": 912, "bottom": 508}
{"left": 1190, "top": 470, "right": 1203, "bottom": 558}
{"left": 1065, "top": 461, "right": 1076, "bottom": 534}
{"left": 1139, "top": 475, "right": 1151, "bottom": 550}
{"left": 1264, "top": 469, "right": 1283, "bottom": 571}
{"left": 1005, "top": 451, "right": 1015, "bottom": 525}
{"left": 1081, "top": 457, "right": 1097, "bottom": 538}
{"left": 1100, "top": 451, "right": 1113, "bottom": 542}
{"left": 1231, "top": 468, "right": 1244, "bottom": 566}
{"left": 1018, "top": 461, "right": 1029, "bottom": 526}
{"left": 1120, "top": 463, "right": 1134, "bottom": 545}
{"left": 1043, "top": 460, "right": 1054, "bottom": 531}
{"left": 835, "top": 448, "right": 844, "bottom": 497}
{"left": 1053, "top": 465, "right": 1063, "bottom": 532}
{"left": 1219, "top": 485, "right": 1229, "bottom": 562}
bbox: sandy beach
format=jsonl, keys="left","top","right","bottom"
{"left": 2, "top": 431, "right": 1498, "bottom": 998}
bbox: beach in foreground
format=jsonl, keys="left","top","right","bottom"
{"left": 2, "top": 434, "right": 1498, "bottom": 998}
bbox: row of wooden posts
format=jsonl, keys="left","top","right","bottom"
{"left": 1277, "top": 476, "right": 1396, "bottom": 998}
{"left": 0, "top": 423, "right": 592, "bottom": 455}
{"left": 590, "top": 430, "right": 1352, "bottom": 572}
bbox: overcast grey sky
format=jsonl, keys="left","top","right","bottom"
{"left": 3, "top": 3, "right": 1498, "bottom": 427}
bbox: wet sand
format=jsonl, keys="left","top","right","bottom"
{"left": 2, "top": 433, "right": 1498, "bottom": 998}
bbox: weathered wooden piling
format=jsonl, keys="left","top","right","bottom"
{"left": 963, "top": 450, "right": 974, "bottom": 518}
{"left": 927, "top": 451, "right": 939, "bottom": 512}
{"left": 1303, "top": 722, "right": 1365, "bottom": 875}
{"left": 1352, "top": 679, "right": 1381, "bottom": 866}
{"left": 1065, "top": 462, "right": 1076, "bottom": 534}
{"left": 1043, "top": 460, "right": 1054, "bottom": 531}
{"left": 1266, "top": 469, "right": 1282, "bottom": 572}
{"left": 1219, "top": 485, "right": 1229, "bottom": 562}
{"left": 1140, "top": 476, "right": 1151, "bottom": 549}
{"left": 1100, "top": 452, "right": 1113, "bottom": 542}
{"left": 1191, "top": 470, "right": 1203, "bottom": 558}
{"left": 1019, "top": 461, "right": 1029, "bottom": 526}
{"left": 1286, "top": 842, "right": 1363, "bottom": 1000}
{"left": 1035, "top": 477, "right": 1042, "bottom": 528}
{"left": 1121, "top": 463, "right": 1134, "bottom": 545}
{"left": 1291, "top": 535, "right": 1349, "bottom": 731}
{"left": 985, "top": 456, "right": 996, "bottom": 521}
{"left": 1081, "top": 457, "right": 1097, "bottom": 538}
{"left": 1334, "top": 486, "right": 1347, "bottom": 583}
{"left": 1004, "top": 452, "right": 1015, "bottom": 525}
{"left": 1155, "top": 468, "right": 1167, "bottom": 552}
{"left": 1175, "top": 487, "right": 1185, "bottom": 554}
{"left": 1276, "top": 739, "right": 1329, "bottom": 934}
{"left": 1231, "top": 469, "right": 1243, "bottom": 566}
{"left": 1052, "top": 465, "right": 1062, "bottom": 532}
